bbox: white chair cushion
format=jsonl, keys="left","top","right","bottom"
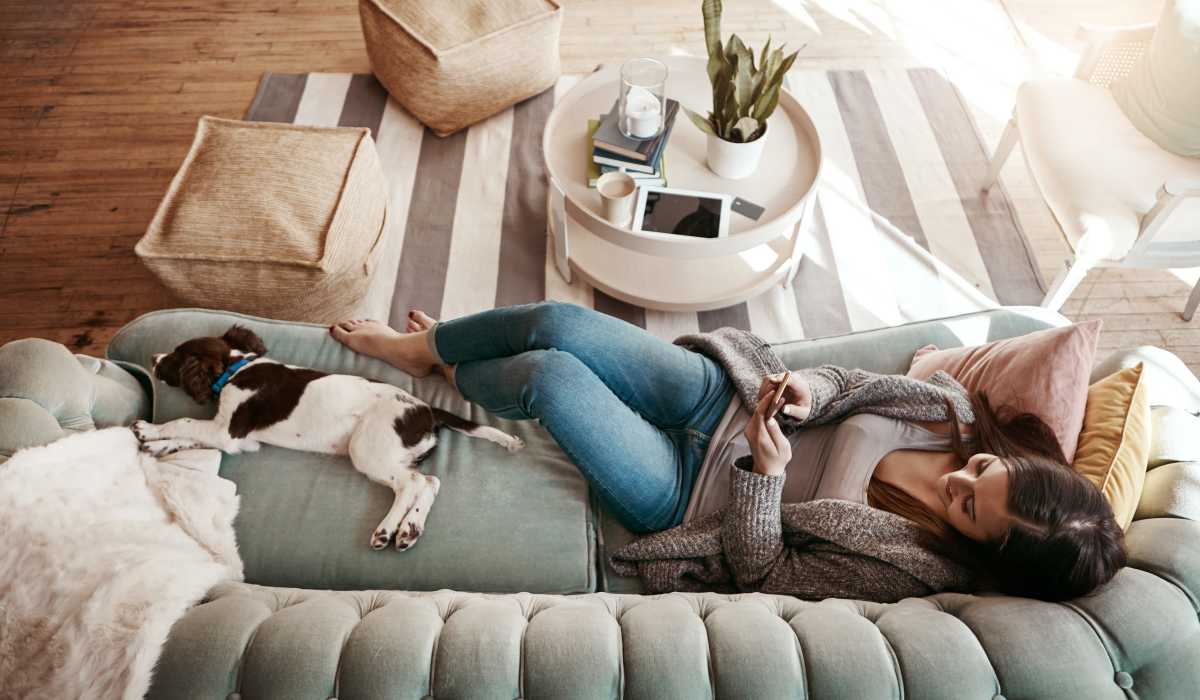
{"left": 1112, "top": 0, "right": 1200, "bottom": 158}
{"left": 1015, "top": 78, "right": 1200, "bottom": 260}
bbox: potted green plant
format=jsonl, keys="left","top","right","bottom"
{"left": 685, "top": 0, "right": 799, "bottom": 179}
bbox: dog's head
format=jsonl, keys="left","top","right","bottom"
{"left": 151, "top": 325, "right": 267, "bottom": 404}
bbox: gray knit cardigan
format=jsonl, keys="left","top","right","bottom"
{"left": 609, "top": 328, "right": 979, "bottom": 602}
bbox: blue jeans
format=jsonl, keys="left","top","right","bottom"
{"left": 429, "top": 302, "right": 735, "bottom": 533}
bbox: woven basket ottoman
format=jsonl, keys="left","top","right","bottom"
{"left": 359, "top": 0, "right": 562, "bottom": 137}
{"left": 135, "top": 116, "right": 391, "bottom": 324}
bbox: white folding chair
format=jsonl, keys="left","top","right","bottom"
{"left": 983, "top": 21, "right": 1200, "bottom": 319}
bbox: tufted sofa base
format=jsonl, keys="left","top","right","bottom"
{"left": 155, "top": 558, "right": 1200, "bottom": 700}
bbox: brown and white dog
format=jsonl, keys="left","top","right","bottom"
{"left": 132, "top": 325, "right": 523, "bottom": 551}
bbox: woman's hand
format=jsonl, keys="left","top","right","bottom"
{"left": 756, "top": 372, "right": 812, "bottom": 422}
{"left": 744, "top": 392, "right": 792, "bottom": 477}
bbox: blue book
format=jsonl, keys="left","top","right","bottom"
{"left": 591, "top": 98, "right": 679, "bottom": 163}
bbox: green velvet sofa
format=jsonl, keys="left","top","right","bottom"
{"left": 2, "top": 306, "right": 1198, "bottom": 699}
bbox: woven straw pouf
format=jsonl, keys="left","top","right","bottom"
{"left": 136, "top": 116, "right": 390, "bottom": 324}
{"left": 358, "top": 0, "right": 562, "bottom": 137}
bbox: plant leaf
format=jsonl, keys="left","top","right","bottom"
{"left": 720, "top": 79, "right": 738, "bottom": 139}
{"left": 701, "top": 0, "right": 725, "bottom": 85}
{"left": 763, "top": 46, "right": 782, "bottom": 83}
{"left": 683, "top": 106, "right": 717, "bottom": 136}
{"left": 732, "top": 48, "right": 753, "bottom": 112}
{"left": 752, "top": 84, "right": 780, "bottom": 124}
{"left": 712, "top": 72, "right": 733, "bottom": 133}
{"left": 729, "top": 34, "right": 753, "bottom": 68}
{"left": 752, "top": 49, "right": 799, "bottom": 121}
{"left": 758, "top": 37, "right": 771, "bottom": 73}
{"left": 776, "top": 48, "right": 800, "bottom": 81}
{"left": 733, "top": 116, "right": 760, "bottom": 142}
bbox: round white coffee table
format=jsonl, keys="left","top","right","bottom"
{"left": 543, "top": 56, "right": 822, "bottom": 311}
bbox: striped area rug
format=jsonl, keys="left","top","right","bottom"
{"left": 246, "top": 68, "right": 1042, "bottom": 343}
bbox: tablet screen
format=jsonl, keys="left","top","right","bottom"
{"left": 640, "top": 191, "right": 724, "bottom": 238}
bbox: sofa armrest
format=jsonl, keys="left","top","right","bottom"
{"left": 1125, "top": 517, "right": 1200, "bottom": 612}
{"left": 0, "top": 338, "right": 150, "bottom": 461}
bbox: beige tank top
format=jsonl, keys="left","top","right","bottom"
{"left": 683, "top": 398, "right": 955, "bottom": 522}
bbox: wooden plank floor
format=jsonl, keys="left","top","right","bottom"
{"left": 3, "top": 0, "right": 1189, "bottom": 369}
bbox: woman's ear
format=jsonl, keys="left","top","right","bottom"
{"left": 179, "top": 355, "right": 219, "bottom": 404}
{"left": 222, "top": 325, "right": 267, "bottom": 355}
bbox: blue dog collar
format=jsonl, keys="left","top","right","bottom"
{"left": 212, "top": 355, "right": 256, "bottom": 396}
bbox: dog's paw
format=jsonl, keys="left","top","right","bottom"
{"left": 394, "top": 521, "right": 423, "bottom": 551}
{"left": 141, "top": 439, "right": 184, "bottom": 458}
{"left": 131, "top": 420, "right": 157, "bottom": 443}
{"left": 505, "top": 435, "right": 525, "bottom": 453}
{"left": 370, "top": 527, "right": 393, "bottom": 550}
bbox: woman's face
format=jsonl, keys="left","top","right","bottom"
{"left": 937, "top": 453, "right": 1012, "bottom": 542}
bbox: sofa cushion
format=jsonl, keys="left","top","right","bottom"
{"left": 108, "top": 309, "right": 595, "bottom": 594}
{"left": 1148, "top": 405, "right": 1200, "bottom": 467}
{"left": 907, "top": 320, "right": 1100, "bottom": 461}
{"left": 1071, "top": 364, "right": 1151, "bottom": 529}
{"left": 1136, "top": 460, "right": 1200, "bottom": 521}
{"left": 0, "top": 338, "right": 151, "bottom": 462}
{"left": 1092, "top": 345, "right": 1200, "bottom": 410}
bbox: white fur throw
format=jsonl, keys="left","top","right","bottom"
{"left": 0, "top": 428, "right": 242, "bottom": 700}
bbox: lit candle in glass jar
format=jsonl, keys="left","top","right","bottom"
{"left": 624, "top": 86, "right": 662, "bottom": 139}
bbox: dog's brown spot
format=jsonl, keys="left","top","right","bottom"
{"left": 430, "top": 407, "right": 481, "bottom": 434}
{"left": 151, "top": 326, "right": 269, "bottom": 405}
{"left": 153, "top": 336, "right": 237, "bottom": 403}
{"left": 228, "top": 363, "right": 327, "bottom": 438}
{"left": 222, "top": 325, "right": 267, "bottom": 355}
{"left": 394, "top": 404, "right": 435, "bottom": 447}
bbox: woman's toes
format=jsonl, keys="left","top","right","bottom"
{"left": 408, "top": 309, "right": 436, "bottom": 330}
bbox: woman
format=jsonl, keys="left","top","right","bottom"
{"left": 330, "top": 302, "right": 1125, "bottom": 602}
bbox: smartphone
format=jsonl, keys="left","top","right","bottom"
{"left": 768, "top": 371, "right": 791, "bottom": 419}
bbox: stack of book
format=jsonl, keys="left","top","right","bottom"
{"left": 587, "top": 97, "right": 679, "bottom": 188}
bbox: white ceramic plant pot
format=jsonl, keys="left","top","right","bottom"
{"left": 706, "top": 127, "right": 767, "bottom": 180}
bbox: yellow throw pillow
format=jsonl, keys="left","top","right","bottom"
{"left": 1071, "top": 364, "right": 1151, "bottom": 530}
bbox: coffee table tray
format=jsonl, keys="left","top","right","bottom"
{"left": 543, "top": 56, "right": 822, "bottom": 312}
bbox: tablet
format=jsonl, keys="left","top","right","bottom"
{"left": 632, "top": 186, "right": 732, "bottom": 239}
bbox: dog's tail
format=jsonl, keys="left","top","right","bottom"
{"left": 431, "top": 408, "right": 524, "bottom": 452}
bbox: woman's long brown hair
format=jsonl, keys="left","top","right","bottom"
{"left": 867, "top": 392, "right": 1127, "bottom": 601}
{"left": 865, "top": 392, "right": 1066, "bottom": 545}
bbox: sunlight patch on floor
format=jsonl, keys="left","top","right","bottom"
{"left": 888, "top": 0, "right": 1043, "bottom": 122}
{"left": 771, "top": 0, "right": 896, "bottom": 39}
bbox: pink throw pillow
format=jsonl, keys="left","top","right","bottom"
{"left": 906, "top": 321, "right": 1102, "bottom": 462}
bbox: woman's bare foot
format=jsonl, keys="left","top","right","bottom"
{"left": 402, "top": 310, "right": 456, "bottom": 386}
{"left": 405, "top": 309, "right": 436, "bottom": 334}
{"left": 328, "top": 318, "right": 435, "bottom": 377}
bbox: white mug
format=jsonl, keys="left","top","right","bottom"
{"left": 597, "top": 171, "right": 637, "bottom": 228}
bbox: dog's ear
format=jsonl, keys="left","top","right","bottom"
{"left": 154, "top": 352, "right": 183, "bottom": 386}
{"left": 179, "top": 355, "right": 221, "bottom": 404}
{"left": 222, "top": 325, "right": 267, "bottom": 356}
